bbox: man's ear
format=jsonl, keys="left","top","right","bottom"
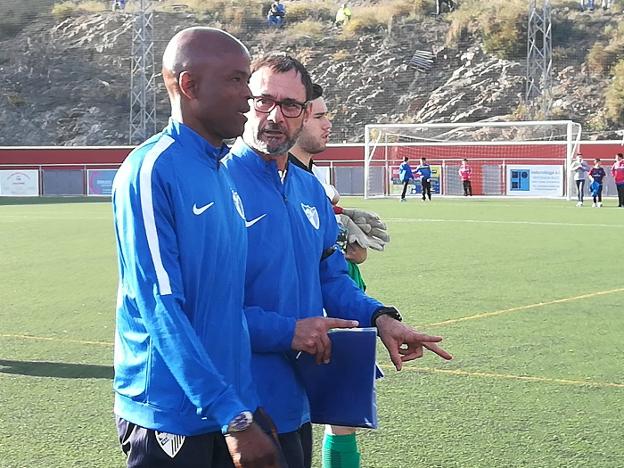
{"left": 178, "top": 71, "right": 197, "bottom": 101}
{"left": 302, "top": 103, "right": 311, "bottom": 124}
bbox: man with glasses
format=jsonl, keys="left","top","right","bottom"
{"left": 223, "top": 54, "right": 452, "bottom": 468}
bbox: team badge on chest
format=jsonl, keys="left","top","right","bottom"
{"left": 301, "top": 203, "right": 320, "bottom": 230}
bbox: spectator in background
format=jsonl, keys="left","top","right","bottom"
{"left": 458, "top": 158, "right": 473, "bottom": 196}
{"left": 267, "top": 0, "right": 286, "bottom": 28}
{"left": 436, "top": 0, "right": 455, "bottom": 16}
{"left": 611, "top": 153, "right": 624, "bottom": 207}
{"left": 570, "top": 153, "right": 590, "bottom": 207}
{"left": 399, "top": 156, "right": 413, "bottom": 202}
{"left": 416, "top": 157, "right": 433, "bottom": 201}
{"left": 112, "top": 0, "right": 126, "bottom": 11}
{"left": 580, "top": 0, "right": 595, "bottom": 11}
{"left": 601, "top": 0, "right": 612, "bottom": 10}
{"left": 335, "top": 3, "right": 352, "bottom": 27}
{"left": 588, "top": 158, "right": 606, "bottom": 208}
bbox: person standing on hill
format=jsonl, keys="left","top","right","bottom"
{"left": 611, "top": 152, "right": 624, "bottom": 208}
{"left": 335, "top": 3, "right": 352, "bottom": 27}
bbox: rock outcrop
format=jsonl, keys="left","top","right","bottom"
{"left": 0, "top": 7, "right": 621, "bottom": 145}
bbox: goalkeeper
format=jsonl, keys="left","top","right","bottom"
{"left": 289, "top": 83, "right": 390, "bottom": 468}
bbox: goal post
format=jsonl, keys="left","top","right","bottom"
{"left": 363, "top": 120, "right": 582, "bottom": 199}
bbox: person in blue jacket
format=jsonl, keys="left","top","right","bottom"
{"left": 111, "top": 27, "right": 279, "bottom": 468}
{"left": 399, "top": 156, "right": 413, "bottom": 202}
{"left": 416, "top": 156, "right": 433, "bottom": 201}
{"left": 223, "top": 53, "right": 452, "bottom": 468}
{"left": 267, "top": 0, "right": 286, "bottom": 27}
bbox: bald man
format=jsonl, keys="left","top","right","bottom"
{"left": 112, "top": 27, "right": 278, "bottom": 468}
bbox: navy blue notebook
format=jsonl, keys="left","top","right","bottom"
{"left": 294, "top": 327, "right": 379, "bottom": 429}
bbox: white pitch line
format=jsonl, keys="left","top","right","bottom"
{"left": 423, "top": 287, "right": 624, "bottom": 328}
{"left": 385, "top": 218, "right": 624, "bottom": 228}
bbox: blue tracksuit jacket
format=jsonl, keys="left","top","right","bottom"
{"left": 399, "top": 162, "right": 413, "bottom": 182}
{"left": 112, "top": 119, "right": 257, "bottom": 436}
{"left": 223, "top": 139, "right": 383, "bottom": 433}
{"left": 416, "top": 163, "right": 432, "bottom": 180}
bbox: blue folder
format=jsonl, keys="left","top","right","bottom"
{"left": 294, "top": 327, "right": 379, "bottom": 429}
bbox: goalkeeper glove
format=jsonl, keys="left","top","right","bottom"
{"left": 340, "top": 208, "right": 390, "bottom": 251}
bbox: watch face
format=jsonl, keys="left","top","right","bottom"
{"left": 229, "top": 411, "right": 253, "bottom": 432}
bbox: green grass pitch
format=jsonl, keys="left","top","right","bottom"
{"left": 1, "top": 197, "right": 623, "bottom": 467}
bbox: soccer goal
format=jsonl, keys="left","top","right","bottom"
{"left": 363, "top": 120, "right": 582, "bottom": 199}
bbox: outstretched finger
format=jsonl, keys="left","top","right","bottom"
{"left": 412, "top": 333, "right": 443, "bottom": 343}
{"left": 317, "top": 332, "right": 332, "bottom": 364}
{"left": 423, "top": 341, "right": 453, "bottom": 360}
{"left": 324, "top": 317, "right": 359, "bottom": 330}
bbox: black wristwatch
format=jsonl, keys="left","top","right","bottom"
{"left": 225, "top": 411, "right": 253, "bottom": 434}
{"left": 371, "top": 306, "right": 403, "bottom": 327}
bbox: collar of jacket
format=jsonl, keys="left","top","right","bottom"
{"left": 165, "top": 118, "right": 230, "bottom": 167}
{"left": 230, "top": 138, "right": 289, "bottom": 195}
{"left": 231, "top": 138, "right": 286, "bottom": 174}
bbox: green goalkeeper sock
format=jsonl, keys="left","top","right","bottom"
{"left": 322, "top": 433, "right": 360, "bottom": 468}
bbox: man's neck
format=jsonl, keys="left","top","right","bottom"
{"left": 170, "top": 111, "right": 222, "bottom": 148}
{"left": 258, "top": 151, "right": 288, "bottom": 171}
{"left": 290, "top": 147, "right": 312, "bottom": 169}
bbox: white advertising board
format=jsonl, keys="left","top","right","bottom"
{"left": 506, "top": 165, "right": 563, "bottom": 197}
{"left": 0, "top": 170, "right": 39, "bottom": 196}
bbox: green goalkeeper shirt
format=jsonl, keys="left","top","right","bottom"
{"left": 347, "top": 260, "right": 366, "bottom": 292}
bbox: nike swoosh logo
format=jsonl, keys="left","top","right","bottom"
{"left": 245, "top": 214, "right": 267, "bottom": 228}
{"left": 192, "top": 202, "right": 214, "bottom": 215}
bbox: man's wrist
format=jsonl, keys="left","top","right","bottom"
{"left": 371, "top": 306, "right": 402, "bottom": 327}
{"left": 224, "top": 411, "right": 254, "bottom": 434}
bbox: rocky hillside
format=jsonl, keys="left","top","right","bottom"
{"left": 0, "top": 3, "right": 622, "bottom": 145}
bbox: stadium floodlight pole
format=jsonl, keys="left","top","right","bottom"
{"left": 129, "top": 0, "right": 157, "bottom": 145}
{"left": 526, "top": 0, "right": 553, "bottom": 118}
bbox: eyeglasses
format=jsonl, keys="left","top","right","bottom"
{"left": 251, "top": 96, "right": 308, "bottom": 118}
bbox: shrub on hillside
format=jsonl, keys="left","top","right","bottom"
{"left": 51, "top": 1, "right": 106, "bottom": 20}
{"left": 283, "top": 19, "right": 325, "bottom": 44}
{"left": 446, "top": 0, "right": 527, "bottom": 60}
{"left": 587, "top": 42, "right": 617, "bottom": 75}
{"left": 605, "top": 60, "right": 624, "bottom": 125}
{"left": 286, "top": 1, "right": 333, "bottom": 23}
{"left": 339, "top": 1, "right": 424, "bottom": 37}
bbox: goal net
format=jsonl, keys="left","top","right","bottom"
{"left": 364, "top": 121, "right": 582, "bottom": 199}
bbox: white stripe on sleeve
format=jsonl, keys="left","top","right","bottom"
{"left": 139, "top": 135, "right": 176, "bottom": 296}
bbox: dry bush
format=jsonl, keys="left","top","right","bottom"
{"left": 446, "top": 0, "right": 527, "bottom": 59}
{"left": 51, "top": 1, "right": 79, "bottom": 19}
{"left": 587, "top": 42, "right": 617, "bottom": 75}
{"left": 286, "top": 1, "right": 334, "bottom": 23}
{"left": 332, "top": 49, "right": 350, "bottom": 61}
{"left": 605, "top": 59, "right": 624, "bottom": 125}
{"left": 284, "top": 18, "right": 326, "bottom": 42}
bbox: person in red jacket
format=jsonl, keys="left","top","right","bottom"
{"left": 611, "top": 153, "right": 624, "bottom": 207}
